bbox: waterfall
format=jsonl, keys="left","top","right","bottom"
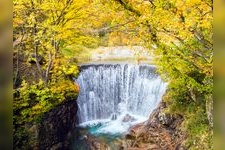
{"left": 76, "top": 64, "right": 167, "bottom": 134}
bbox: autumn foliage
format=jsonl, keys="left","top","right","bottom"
{"left": 13, "top": 0, "right": 212, "bottom": 149}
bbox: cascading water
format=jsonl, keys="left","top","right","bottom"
{"left": 76, "top": 64, "right": 167, "bottom": 134}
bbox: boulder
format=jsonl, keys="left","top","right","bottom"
{"left": 158, "top": 112, "right": 174, "bottom": 126}
{"left": 122, "top": 114, "right": 136, "bottom": 122}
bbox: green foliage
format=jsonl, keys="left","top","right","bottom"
{"left": 62, "top": 45, "right": 93, "bottom": 63}
{"left": 13, "top": 0, "right": 212, "bottom": 149}
{"left": 14, "top": 78, "right": 78, "bottom": 124}
{"left": 14, "top": 56, "right": 80, "bottom": 123}
{"left": 13, "top": 77, "right": 79, "bottom": 149}
{"left": 182, "top": 106, "right": 212, "bottom": 150}
{"left": 111, "top": 0, "right": 212, "bottom": 148}
{"left": 163, "top": 77, "right": 212, "bottom": 149}
{"left": 154, "top": 38, "right": 212, "bottom": 149}
{"left": 13, "top": 57, "right": 80, "bottom": 149}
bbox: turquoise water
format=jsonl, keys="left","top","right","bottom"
{"left": 86, "top": 122, "right": 122, "bottom": 139}
{"left": 71, "top": 63, "right": 167, "bottom": 149}
{"left": 70, "top": 124, "right": 123, "bottom": 150}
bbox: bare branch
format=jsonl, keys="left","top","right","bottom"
{"left": 44, "top": 52, "right": 53, "bottom": 85}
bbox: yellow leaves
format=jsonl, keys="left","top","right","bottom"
{"left": 51, "top": 57, "right": 79, "bottom": 86}
{"left": 50, "top": 81, "right": 67, "bottom": 94}
{"left": 74, "top": 82, "right": 80, "bottom": 93}
{"left": 62, "top": 65, "right": 79, "bottom": 76}
{"left": 14, "top": 0, "right": 95, "bottom": 47}
{"left": 32, "top": 103, "right": 43, "bottom": 111}
{"left": 50, "top": 79, "right": 78, "bottom": 99}
{"left": 13, "top": 17, "right": 24, "bottom": 27}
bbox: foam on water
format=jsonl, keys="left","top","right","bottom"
{"left": 76, "top": 64, "right": 167, "bottom": 135}
{"left": 79, "top": 112, "right": 147, "bottom": 135}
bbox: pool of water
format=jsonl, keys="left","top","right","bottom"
{"left": 70, "top": 112, "right": 148, "bottom": 149}
{"left": 70, "top": 124, "right": 123, "bottom": 150}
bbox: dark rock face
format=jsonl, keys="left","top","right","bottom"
{"left": 38, "top": 98, "right": 78, "bottom": 150}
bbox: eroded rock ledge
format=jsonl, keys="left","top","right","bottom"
{"left": 123, "top": 101, "right": 187, "bottom": 150}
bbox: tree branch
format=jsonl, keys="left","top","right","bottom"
{"left": 44, "top": 52, "right": 53, "bottom": 86}
{"left": 114, "top": 0, "right": 141, "bottom": 17}
{"left": 88, "top": 19, "right": 135, "bottom": 35}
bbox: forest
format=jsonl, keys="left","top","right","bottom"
{"left": 13, "top": 0, "right": 213, "bottom": 149}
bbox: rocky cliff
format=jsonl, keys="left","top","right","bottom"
{"left": 28, "top": 98, "right": 78, "bottom": 150}
{"left": 123, "top": 101, "right": 186, "bottom": 150}
{"left": 76, "top": 101, "right": 186, "bottom": 150}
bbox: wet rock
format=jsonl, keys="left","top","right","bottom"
{"left": 125, "top": 133, "right": 136, "bottom": 140}
{"left": 123, "top": 101, "right": 186, "bottom": 150}
{"left": 126, "top": 122, "right": 145, "bottom": 142}
{"left": 111, "top": 113, "right": 117, "bottom": 120}
{"left": 81, "top": 134, "right": 113, "bottom": 150}
{"left": 158, "top": 112, "right": 173, "bottom": 126}
{"left": 122, "top": 114, "right": 136, "bottom": 122}
{"left": 92, "top": 141, "right": 101, "bottom": 150}
{"left": 138, "top": 143, "right": 159, "bottom": 149}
